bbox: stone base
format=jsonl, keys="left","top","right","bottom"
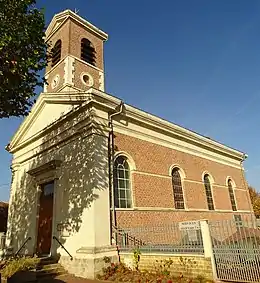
{"left": 59, "top": 245, "right": 119, "bottom": 279}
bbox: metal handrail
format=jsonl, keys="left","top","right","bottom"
{"left": 112, "top": 225, "right": 145, "bottom": 247}
{"left": 15, "top": 236, "right": 32, "bottom": 256}
{"left": 53, "top": 236, "right": 73, "bottom": 260}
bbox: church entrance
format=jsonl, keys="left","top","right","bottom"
{"left": 36, "top": 181, "right": 54, "bottom": 256}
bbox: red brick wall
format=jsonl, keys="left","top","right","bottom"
{"left": 45, "top": 17, "right": 104, "bottom": 91}
{"left": 113, "top": 132, "right": 253, "bottom": 228}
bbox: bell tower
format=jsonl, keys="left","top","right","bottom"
{"left": 44, "top": 10, "right": 108, "bottom": 93}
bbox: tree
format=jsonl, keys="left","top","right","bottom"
{"left": 0, "top": 0, "right": 48, "bottom": 118}
{"left": 248, "top": 186, "right": 260, "bottom": 218}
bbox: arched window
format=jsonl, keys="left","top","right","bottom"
{"left": 51, "top": 40, "right": 62, "bottom": 67}
{"left": 228, "top": 179, "right": 237, "bottom": 211}
{"left": 81, "top": 38, "right": 96, "bottom": 66}
{"left": 204, "top": 174, "right": 214, "bottom": 210}
{"left": 172, "top": 168, "right": 185, "bottom": 209}
{"left": 114, "top": 156, "right": 132, "bottom": 208}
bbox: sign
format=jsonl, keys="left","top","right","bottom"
{"left": 179, "top": 221, "right": 200, "bottom": 231}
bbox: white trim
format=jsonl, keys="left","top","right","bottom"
{"left": 226, "top": 176, "right": 236, "bottom": 188}
{"left": 202, "top": 171, "right": 215, "bottom": 184}
{"left": 226, "top": 177, "right": 238, "bottom": 211}
{"left": 72, "top": 55, "right": 103, "bottom": 72}
{"left": 44, "top": 74, "right": 49, "bottom": 93}
{"left": 119, "top": 252, "right": 204, "bottom": 258}
{"left": 114, "top": 208, "right": 135, "bottom": 211}
{"left": 132, "top": 170, "right": 248, "bottom": 190}
{"left": 114, "top": 153, "right": 135, "bottom": 209}
{"left": 45, "top": 56, "right": 66, "bottom": 76}
{"left": 132, "top": 170, "right": 171, "bottom": 179}
{"left": 64, "top": 56, "right": 75, "bottom": 86}
{"left": 51, "top": 74, "right": 60, "bottom": 90}
{"left": 80, "top": 72, "right": 94, "bottom": 87}
{"left": 169, "top": 164, "right": 186, "bottom": 179}
{"left": 45, "top": 10, "right": 108, "bottom": 41}
{"left": 120, "top": 206, "right": 253, "bottom": 213}
{"left": 114, "top": 151, "right": 136, "bottom": 171}
{"left": 8, "top": 88, "right": 247, "bottom": 170}
{"left": 170, "top": 165, "right": 187, "bottom": 210}
{"left": 99, "top": 71, "right": 105, "bottom": 91}
{"left": 115, "top": 125, "right": 243, "bottom": 170}
{"left": 202, "top": 172, "right": 216, "bottom": 211}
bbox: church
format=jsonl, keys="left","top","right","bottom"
{"left": 5, "top": 9, "right": 254, "bottom": 278}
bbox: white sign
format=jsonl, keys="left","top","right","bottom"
{"left": 187, "top": 230, "right": 198, "bottom": 242}
{"left": 179, "top": 221, "right": 200, "bottom": 231}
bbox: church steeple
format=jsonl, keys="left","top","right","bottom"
{"left": 44, "top": 10, "right": 108, "bottom": 93}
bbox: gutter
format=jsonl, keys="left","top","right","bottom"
{"left": 108, "top": 101, "right": 124, "bottom": 243}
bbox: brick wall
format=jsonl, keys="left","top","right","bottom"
{"left": 114, "top": 132, "right": 254, "bottom": 228}
{"left": 45, "top": 17, "right": 104, "bottom": 92}
{"left": 120, "top": 252, "right": 213, "bottom": 280}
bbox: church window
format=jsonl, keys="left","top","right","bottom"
{"left": 114, "top": 156, "right": 132, "bottom": 208}
{"left": 81, "top": 38, "right": 96, "bottom": 66}
{"left": 172, "top": 168, "right": 185, "bottom": 209}
{"left": 228, "top": 179, "right": 237, "bottom": 211}
{"left": 51, "top": 40, "right": 62, "bottom": 67}
{"left": 204, "top": 174, "right": 214, "bottom": 210}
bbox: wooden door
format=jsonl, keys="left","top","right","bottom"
{"left": 36, "top": 181, "right": 54, "bottom": 255}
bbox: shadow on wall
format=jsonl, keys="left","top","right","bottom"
{"left": 0, "top": 202, "right": 8, "bottom": 233}
{"left": 8, "top": 105, "right": 109, "bottom": 255}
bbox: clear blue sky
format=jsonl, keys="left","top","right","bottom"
{"left": 1, "top": 0, "right": 260, "bottom": 201}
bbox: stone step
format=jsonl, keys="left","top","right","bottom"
{"left": 36, "top": 262, "right": 67, "bottom": 279}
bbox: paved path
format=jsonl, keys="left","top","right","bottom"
{"left": 39, "top": 275, "right": 106, "bottom": 283}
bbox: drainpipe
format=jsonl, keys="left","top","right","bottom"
{"left": 240, "top": 153, "right": 254, "bottom": 220}
{"left": 108, "top": 101, "right": 124, "bottom": 243}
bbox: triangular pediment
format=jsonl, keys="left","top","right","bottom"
{"left": 9, "top": 92, "right": 89, "bottom": 151}
{"left": 45, "top": 10, "right": 108, "bottom": 42}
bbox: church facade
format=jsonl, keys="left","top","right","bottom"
{"left": 5, "top": 10, "right": 254, "bottom": 278}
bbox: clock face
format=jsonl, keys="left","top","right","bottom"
{"left": 51, "top": 74, "right": 60, "bottom": 89}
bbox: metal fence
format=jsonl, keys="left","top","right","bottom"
{"left": 209, "top": 218, "right": 260, "bottom": 282}
{"left": 114, "top": 223, "right": 204, "bottom": 254}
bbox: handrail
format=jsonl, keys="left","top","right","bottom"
{"left": 53, "top": 236, "right": 73, "bottom": 260}
{"left": 112, "top": 225, "right": 145, "bottom": 247}
{"left": 15, "top": 236, "right": 32, "bottom": 256}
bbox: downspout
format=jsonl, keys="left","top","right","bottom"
{"left": 240, "top": 153, "right": 254, "bottom": 219}
{"left": 108, "top": 101, "right": 124, "bottom": 244}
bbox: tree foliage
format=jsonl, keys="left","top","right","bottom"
{"left": 248, "top": 186, "right": 260, "bottom": 218}
{"left": 0, "top": 0, "right": 48, "bottom": 118}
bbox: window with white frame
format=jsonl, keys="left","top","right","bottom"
{"left": 172, "top": 168, "right": 185, "bottom": 209}
{"left": 228, "top": 179, "right": 237, "bottom": 211}
{"left": 114, "top": 156, "right": 132, "bottom": 208}
{"left": 204, "top": 174, "right": 214, "bottom": 210}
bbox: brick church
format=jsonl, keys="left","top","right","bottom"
{"left": 5, "top": 9, "right": 254, "bottom": 278}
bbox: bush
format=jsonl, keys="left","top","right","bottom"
{"left": 97, "top": 258, "right": 214, "bottom": 283}
{"left": 0, "top": 256, "right": 40, "bottom": 278}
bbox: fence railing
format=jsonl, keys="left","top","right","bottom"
{"left": 114, "top": 223, "right": 204, "bottom": 254}
{"left": 209, "top": 218, "right": 260, "bottom": 283}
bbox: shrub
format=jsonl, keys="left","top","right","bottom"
{"left": 0, "top": 256, "right": 40, "bottom": 278}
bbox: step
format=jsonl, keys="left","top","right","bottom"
{"left": 36, "top": 262, "right": 67, "bottom": 279}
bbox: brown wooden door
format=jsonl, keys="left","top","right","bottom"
{"left": 36, "top": 181, "right": 54, "bottom": 255}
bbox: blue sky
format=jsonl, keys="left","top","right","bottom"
{"left": 1, "top": 0, "right": 260, "bottom": 201}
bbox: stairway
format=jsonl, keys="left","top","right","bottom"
{"left": 36, "top": 257, "right": 67, "bottom": 281}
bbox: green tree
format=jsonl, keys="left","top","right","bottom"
{"left": 248, "top": 186, "right": 260, "bottom": 218}
{"left": 0, "top": 0, "right": 48, "bottom": 118}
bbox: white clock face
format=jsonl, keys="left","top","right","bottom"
{"left": 51, "top": 74, "right": 60, "bottom": 89}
